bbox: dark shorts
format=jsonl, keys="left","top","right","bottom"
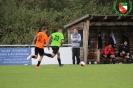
{"left": 51, "top": 46, "right": 59, "bottom": 54}
{"left": 118, "top": 52, "right": 129, "bottom": 57}
{"left": 35, "top": 47, "right": 44, "bottom": 56}
{"left": 118, "top": 53, "right": 123, "bottom": 57}
{"left": 102, "top": 54, "right": 111, "bottom": 59}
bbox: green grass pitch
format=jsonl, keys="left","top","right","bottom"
{"left": 0, "top": 64, "right": 133, "bottom": 88}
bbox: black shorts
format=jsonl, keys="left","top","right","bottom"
{"left": 51, "top": 46, "right": 59, "bottom": 54}
{"left": 118, "top": 52, "right": 129, "bottom": 57}
{"left": 102, "top": 54, "right": 111, "bottom": 59}
{"left": 118, "top": 53, "right": 123, "bottom": 57}
{"left": 35, "top": 47, "right": 44, "bottom": 56}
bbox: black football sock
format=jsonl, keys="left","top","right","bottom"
{"left": 57, "top": 58, "right": 61, "bottom": 65}
{"left": 44, "top": 53, "right": 52, "bottom": 57}
{"left": 112, "top": 58, "right": 116, "bottom": 64}
{"left": 37, "top": 61, "right": 41, "bottom": 66}
{"left": 103, "top": 58, "right": 107, "bottom": 64}
{"left": 127, "top": 58, "right": 130, "bottom": 63}
{"left": 32, "top": 55, "right": 35, "bottom": 58}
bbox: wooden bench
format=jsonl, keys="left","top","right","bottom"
{"left": 100, "top": 47, "right": 133, "bottom": 64}
{"left": 115, "top": 56, "right": 124, "bottom": 63}
{"left": 101, "top": 54, "right": 133, "bottom": 64}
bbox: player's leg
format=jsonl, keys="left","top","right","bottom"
{"left": 52, "top": 47, "right": 59, "bottom": 58}
{"left": 44, "top": 52, "right": 55, "bottom": 58}
{"left": 44, "top": 46, "right": 55, "bottom": 58}
{"left": 103, "top": 54, "right": 107, "bottom": 64}
{"left": 44, "top": 46, "right": 58, "bottom": 58}
{"left": 51, "top": 46, "right": 59, "bottom": 58}
{"left": 125, "top": 53, "right": 131, "bottom": 63}
{"left": 36, "top": 48, "right": 44, "bottom": 68}
{"left": 57, "top": 52, "right": 63, "bottom": 67}
{"left": 36, "top": 55, "right": 43, "bottom": 68}
{"left": 120, "top": 51, "right": 125, "bottom": 57}
{"left": 27, "top": 47, "right": 38, "bottom": 60}
{"left": 110, "top": 55, "right": 116, "bottom": 64}
{"left": 72, "top": 48, "right": 76, "bottom": 64}
{"left": 75, "top": 48, "right": 80, "bottom": 65}
{"left": 44, "top": 52, "right": 52, "bottom": 57}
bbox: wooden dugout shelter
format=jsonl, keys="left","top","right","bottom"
{"left": 64, "top": 14, "right": 133, "bottom": 63}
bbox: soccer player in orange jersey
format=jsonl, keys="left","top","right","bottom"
{"left": 27, "top": 26, "right": 48, "bottom": 68}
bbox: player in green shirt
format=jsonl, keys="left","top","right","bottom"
{"left": 45, "top": 29, "right": 64, "bottom": 67}
{"left": 51, "top": 30, "right": 64, "bottom": 47}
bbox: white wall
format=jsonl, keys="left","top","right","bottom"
{"left": 31, "top": 47, "right": 72, "bottom": 65}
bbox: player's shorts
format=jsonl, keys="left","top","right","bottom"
{"left": 35, "top": 47, "right": 44, "bottom": 56}
{"left": 51, "top": 46, "right": 59, "bottom": 54}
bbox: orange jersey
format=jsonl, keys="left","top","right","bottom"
{"left": 35, "top": 32, "right": 48, "bottom": 49}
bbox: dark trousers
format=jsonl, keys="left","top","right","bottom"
{"left": 72, "top": 48, "right": 80, "bottom": 64}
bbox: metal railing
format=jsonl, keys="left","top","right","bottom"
{"left": 0, "top": 44, "right": 72, "bottom": 47}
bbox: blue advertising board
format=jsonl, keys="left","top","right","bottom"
{"left": 0, "top": 48, "right": 31, "bottom": 65}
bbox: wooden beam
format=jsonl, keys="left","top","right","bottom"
{"left": 68, "top": 29, "right": 71, "bottom": 44}
{"left": 115, "top": 22, "right": 122, "bottom": 25}
{"left": 90, "top": 16, "right": 93, "bottom": 20}
{"left": 83, "top": 20, "right": 90, "bottom": 63}
{"left": 130, "top": 16, "right": 133, "bottom": 21}
{"left": 112, "top": 16, "right": 121, "bottom": 22}
{"left": 83, "top": 21, "right": 86, "bottom": 62}
{"left": 95, "top": 22, "right": 104, "bottom": 26}
{"left": 123, "top": 22, "right": 128, "bottom": 26}
{"left": 118, "top": 16, "right": 121, "bottom": 19}
{"left": 103, "top": 16, "right": 107, "bottom": 20}
{"left": 101, "top": 16, "right": 108, "bottom": 22}
{"left": 86, "top": 20, "right": 89, "bottom": 63}
{"left": 64, "top": 14, "right": 90, "bottom": 28}
{"left": 97, "top": 27, "right": 100, "bottom": 62}
{"left": 90, "top": 22, "right": 133, "bottom": 26}
{"left": 115, "top": 16, "right": 133, "bottom": 21}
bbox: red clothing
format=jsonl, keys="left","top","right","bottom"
{"left": 102, "top": 46, "right": 114, "bottom": 55}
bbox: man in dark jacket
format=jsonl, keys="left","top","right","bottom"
{"left": 98, "top": 32, "right": 102, "bottom": 49}
{"left": 122, "top": 31, "right": 129, "bottom": 45}
{"left": 102, "top": 44, "right": 116, "bottom": 64}
{"left": 118, "top": 41, "right": 130, "bottom": 63}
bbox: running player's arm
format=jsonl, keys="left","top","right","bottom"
{"left": 44, "top": 35, "right": 49, "bottom": 50}
{"left": 47, "top": 35, "right": 52, "bottom": 50}
{"left": 61, "top": 39, "right": 64, "bottom": 43}
{"left": 61, "top": 34, "right": 64, "bottom": 46}
{"left": 32, "top": 36, "right": 37, "bottom": 45}
{"left": 32, "top": 33, "right": 39, "bottom": 45}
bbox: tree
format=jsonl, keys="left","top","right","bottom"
{"left": 0, "top": 0, "right": 115, "bottom": 44}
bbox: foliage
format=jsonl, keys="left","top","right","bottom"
{"left": 0, "top": 0, "right": 131, "bottom": 44}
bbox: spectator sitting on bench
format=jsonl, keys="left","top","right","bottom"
{"left": 102, "top": 44, "right": 116, "bottom": 64}
{"left": 118, "top": 41, "right": 131, "bottom": 63}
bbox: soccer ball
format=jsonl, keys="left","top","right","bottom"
{"left": 80, "top": 61, "right": 85, "bottom": 66}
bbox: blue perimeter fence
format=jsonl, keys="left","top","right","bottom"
{"left": 0, "top": 44, "right": 71, "bottom": 65}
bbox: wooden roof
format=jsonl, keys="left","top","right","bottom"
{"left": 64, "top": 14, "right": 133, "bottom": 28}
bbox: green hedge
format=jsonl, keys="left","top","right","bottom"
{"left": 0, "top": 0, "right": 118, "bottom": 44}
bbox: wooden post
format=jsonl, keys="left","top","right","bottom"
{"left": 86, "top": 20, "right": 90, "bottom": 63}
{"left": 83, "top": 20, "right": 90, "bottom": 63}
{"left": 83, "top": 21, "right": 86, "bottom": 62}
{"left": 68, "top": 29, "right": 70, "bottom": 44}
{"left": 97, "top": 27, "right": 100, "bottom": 62}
